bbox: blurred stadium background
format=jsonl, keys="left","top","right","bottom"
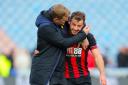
{"left": 0, "top": 0, "right": 128, "bottom": 85}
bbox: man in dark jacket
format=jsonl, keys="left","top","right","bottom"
{"left": 29, "top": 4, "right": 89, "bottom": 85}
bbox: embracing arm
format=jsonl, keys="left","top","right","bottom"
{"left": 38, "top": 25, "right": 89, "bottom": 48}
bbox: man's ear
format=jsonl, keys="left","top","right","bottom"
{"left": 68, "top": 17, "right": 71, "bottom": 24}
{"left": 53, "top": 18, "right": 58, "bottom": 22}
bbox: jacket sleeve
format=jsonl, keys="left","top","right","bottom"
{"left": 38, "top": 24, "right": 87, "bottom": 48}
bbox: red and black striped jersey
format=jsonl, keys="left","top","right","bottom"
{"left": 64, "top": 33, "right": 97, "bottom": 79}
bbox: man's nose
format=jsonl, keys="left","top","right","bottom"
{"left": 73, "top": 27, "right": 78, "bottom": 30}
{"left": 75, "top": 27, "right": 81, "bottom": 31}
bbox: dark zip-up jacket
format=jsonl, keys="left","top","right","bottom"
{"left": 30, "top": 10, "right": 87, "bottom": 85}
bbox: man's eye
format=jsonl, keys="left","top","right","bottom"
{"left": 78, "top": 25, "right": 82, "bottom": 27}
{"left": 72, "top": 23, "right": 76, "bottom": 26}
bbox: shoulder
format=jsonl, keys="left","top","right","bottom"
{"left": 87, "top": 33, "right": 94, "bottom": 37}
{"left": 38, "top": 23, "right": 58, "bottom": 33}
{"left": 87, "top": 33, "right": 95, "bottom": 39}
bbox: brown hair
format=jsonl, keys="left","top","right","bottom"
{"left": 49, "top": 4, "right": 70, "bottom": 19}
{"left": 70, "top": 11, "right": 86, "bottom": 22}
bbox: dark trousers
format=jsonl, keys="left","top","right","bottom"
{"left": 49, "top": 71, "right": 67, "bottom": 85}
{"left": 67, "top": 76, "right": 92, "bottom": 85}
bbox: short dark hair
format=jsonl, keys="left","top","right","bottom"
{"left": 70, "top": 11, "right": 85, "bottom": 22}
{"left": 49, "top": 4, "right": 70, "bottom": 19}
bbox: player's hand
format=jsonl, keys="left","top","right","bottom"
{"left": 33, "top": 50, "right": 39, "bottom": 56}
{"left": 81, "top": 39, "right": 89, "bottom": 50}
{"left": 100, "top": 73, "right": 107, "bottom": 85}
{"left": 82, "top": 25, "right": 90, "bottom": 35}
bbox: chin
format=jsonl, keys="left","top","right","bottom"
{"left": 73, "top": 33, "right": 77, "bottom": 35}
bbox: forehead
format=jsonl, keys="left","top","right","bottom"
{"left": 71, "top": 18, "right": 84, "bottom": 25}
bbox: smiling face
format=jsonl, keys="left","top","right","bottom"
{"left": 69, "top": 18, "right": 84, "bottom": 35}
{"left": 69, "top": 11, "right": 86, "bottom": 35}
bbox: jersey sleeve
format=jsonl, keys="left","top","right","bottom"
{"left": 87, "top": 33, "right": 97, "bottom": 50}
